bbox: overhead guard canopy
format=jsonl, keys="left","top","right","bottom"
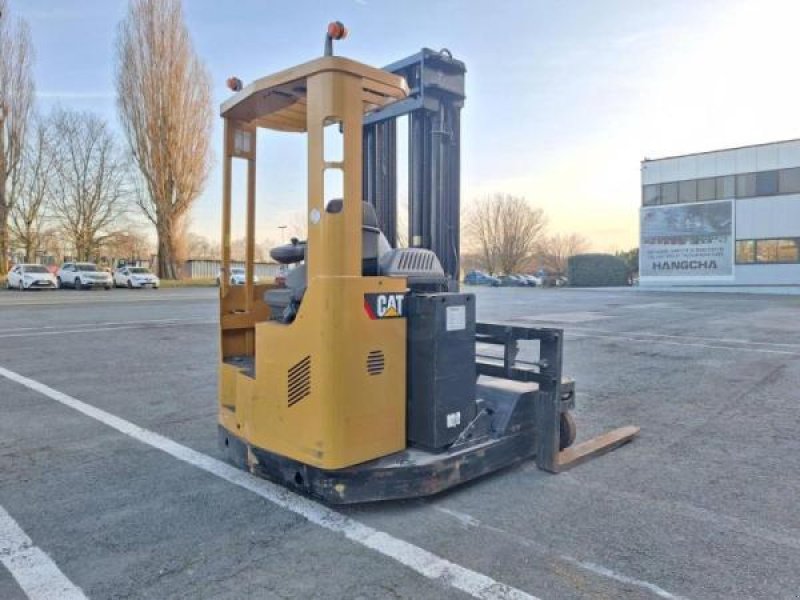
{"left": 220, "top": 56, "right": 409, "bottom": 132}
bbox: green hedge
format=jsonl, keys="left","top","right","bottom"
{"left": 568, "top": 253, "right": 628, "bottom": 287}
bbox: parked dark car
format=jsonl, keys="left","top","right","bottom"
{"left": 463, "top": 270, "right": 500, "bottom": 286}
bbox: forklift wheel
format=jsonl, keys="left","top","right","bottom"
{"left": 560, "top": 412, "right": 577, "bottom": 450}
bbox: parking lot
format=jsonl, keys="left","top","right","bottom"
{"left": 1, "top": 285, "right": 799, "bottom": 599}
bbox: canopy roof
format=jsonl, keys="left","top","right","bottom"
{"left": 220, "top": 56, "right": 408, "bottom": 132}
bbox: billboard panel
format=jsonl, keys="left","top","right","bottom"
{"left": 640, "top": 199, "right": 734, "bottom": 281}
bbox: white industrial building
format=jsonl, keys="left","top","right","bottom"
{"left": 640, "top": 139, "right": 800, "bottom": 287}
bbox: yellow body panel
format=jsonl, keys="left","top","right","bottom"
{"left": 231, "top": 277, "right": 406, "bottom": 469}
{"left": 218, "top": 55, "right": 410, "bottom": 470}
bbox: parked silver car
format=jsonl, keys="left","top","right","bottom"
{"left": 56, "top": 262, "right": 113, "bottom": 290}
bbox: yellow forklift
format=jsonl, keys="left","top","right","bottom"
{"left": 217, "top": 23, "right": 638, "bottom": 504}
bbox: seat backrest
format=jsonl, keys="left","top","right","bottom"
{"left": 269, "top": 200, "right": 389, "bottom": 271}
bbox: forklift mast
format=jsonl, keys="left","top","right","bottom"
{"left": 363, "top": 49, "right": 466, "bottom": 286}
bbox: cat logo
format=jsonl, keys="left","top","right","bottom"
{"left": 364, "top": 293, "right": 406, "bottom": 319}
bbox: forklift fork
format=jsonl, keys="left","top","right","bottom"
{"left": 475, "top": 322, "right": 639, "bottom": 472}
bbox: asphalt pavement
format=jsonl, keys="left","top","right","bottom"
{"left": 1, "top": 285, "right": 799, "bottom": 599}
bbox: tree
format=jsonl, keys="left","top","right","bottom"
{"left": 185, "top": 231, "right": 219, "bottom": 259}
{"left": 230, "top": 237, "right": 265, "bottom": 262}
{"left": 9, "top": 118, "right": 51, "bottom": 262}
{"left": 100, "top": 226, "right": 152, "bottom": 262}
{"left": 116, "top": 0, "right": 213, "bottom": 279}
{"left": 0, "top": 0, "right": 34, "bottom": 272}
{"left": 537, "top": 233, "right": 590, "bottom": 276}
{"left": 465, "top": 193, "right": 547, "bottom": 275}
{"left": 615, "top": 247, "right": 639, "bottom": 284}
{"left": 48, "top": 109, "right": 130, "bottom": 261}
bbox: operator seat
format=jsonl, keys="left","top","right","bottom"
{"left": 265, "top": 200, "right": 446, "bottom": 323}
{"left": 265, "top": 201, "right": 390, "bottom": 321}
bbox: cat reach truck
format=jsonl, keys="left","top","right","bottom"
{"left": 217, "top": 22, "right": 639, "bottom": 504}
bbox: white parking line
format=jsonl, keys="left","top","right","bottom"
{"left": 568, "top": 326, "right": 800, "bottom": 350}
{"left": 567, "top": 332, "right": 800, "bottom": 356}
{"left": 0, "top": 292, "right": 211, "bottom": 307}
{"left": 432, "top": 506, "right": 688, "bottom": 600}
{"left": 558, "top": 556, "right": 686, "bottom": 600}
{"left": 0, "top": 320, "right": 215, "bottom": 339}
{"left": 0, "top": 365, "right": 538, "bottom": 600}
{"left": 0, "top": 505, "right": 87, "bottom": 600}
{"left": 0, "top": 317, "right": 207, "bottom": 334}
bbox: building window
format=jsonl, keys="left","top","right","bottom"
{"left": 756, "top": 240, "right": 778, "bottom": 263}
{"left": 661, "top": 182, "right": 678, "bottom": 204}
{"left": 777, "top": 239, "right": 800, "bottom": 262}
{"left": 737, "top": 238, "right": 800, "bottom": 264}
{"left": 735, "top": 240, "right": 755, "bottom": 264}
{"left": 755, "top": 170, "right": 779, "bottom": 195}
{"left": 697, "top": 177, "right": 716, "bottom": 201}
{"left": 642, "top": 184, "right": 661, "bottom": 206}
{"left": 736, "top": 173, "right": 757, "bottom": 198}
{"left": 678, "top": 179, "right": 697, "bottom": 203}
{"left": 779, "top": 167, "right": 800, "bottom": 194}
{"left": 717, "top": 175, "right": 736, "bottom": 199}
{"left": 643, "top": 165, "right": 800, "bottom": 207}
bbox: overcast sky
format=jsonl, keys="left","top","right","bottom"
{"left": 14, "top": 0, "right": 800, "bottom": 251}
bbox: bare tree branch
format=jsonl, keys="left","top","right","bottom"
{"left": 47, "top": 109, "right": 130, "bottom": 261}
{"left": 99, "top": 223, "right": 153, "bottom": 263}
{"left": 9, "top": 117, "right": 51, "bottom": 261}
{"left": 115, "top": 0, "right": 212, "bottom": 279}
{"left": 0, "top": 0, "right": 35, "bottom": 272}
{"left": 537, "top": 233, "right": 590, "bottom": 276}
{"left": 465, "top": 193, "right": 547, "bottom": 275}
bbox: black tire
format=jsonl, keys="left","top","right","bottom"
{"left": 57, "top": 277, "right": 63, "bottom": 289}
{"left": 104, "top": 285, "right": 111, "bottom": 290}
{"left": 75, "top": 277, "right": 82, "bottom": 290}
{"left": 559, "top": 412, "right": 577, "bottom": 450}
{"left": 127, "top": 279, "right": 133, "bottom": 289}
{"left": 18, "top": 281, "right": 24, "bottom": 292}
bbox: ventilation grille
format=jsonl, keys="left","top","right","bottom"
{"left": 397, "top": 250, "right": 436, "bottom": 272}
{"left": 288, "top": 356, "right": 311, "bottom": 406}
{"left": 366, "top": 350, "right": 385, "bottom": 376}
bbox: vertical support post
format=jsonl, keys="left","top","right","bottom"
{"left": 363, "top": 119, "right": 397, "bottom": 246}
{"left": 245, "top": 150, "right": 256, "bottom": 313}
{"left": 446, "top": 102, "right": 462, "bottom": 284}
{"left": 306, "top": 71, "right": 364, "bottom": 279}
{"left": 221, "top": 119, "right": 232, "bottom": 299}
{"left": 502, "top": 334, "right": 519, "bottom": 379}
{"left": 408, "top": 111, "right": 431, "bottom": 248}
{"left": 535, "top": 331, "right": 564, "bottom": 473}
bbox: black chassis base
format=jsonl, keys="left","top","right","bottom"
{"left": 217, "top": 323, "right": 638, "bottom": 504}
{"left": 218, "top": 374, "right": 575, "bottom": 504}
{"left": 218, "top": 422, "right": 537, "bottom": 505}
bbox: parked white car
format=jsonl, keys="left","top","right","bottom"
{"left": 56, "top": 262, "right": 112, "bottom": 290}
{"left": 6, "top": 264, "right": 58, "bottom": 290}
{"left": 114, "top": 266, "right": 160, "bottom": 289}
{"left": 521, "top": 274, "right": 543, "bottom": 286}
{"left": 217, "top": 267, "right": 260, "bottom": 286}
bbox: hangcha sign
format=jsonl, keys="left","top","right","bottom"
{"left": 640, "top": 199, "right": 734, "bottom": 280}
